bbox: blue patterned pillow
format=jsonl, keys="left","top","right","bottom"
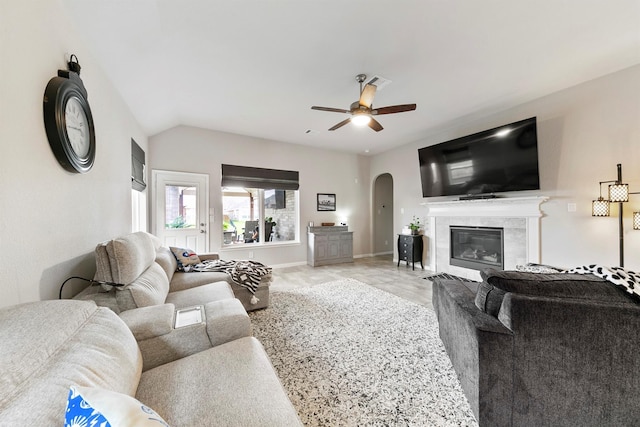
{"left": 169, "top": 246, "right": 201, "bottom": 271}
{"left": 65, "top": 385, "right": 169, "bottom": 427}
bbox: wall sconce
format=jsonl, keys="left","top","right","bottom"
{"left": 592, "top": 163, "right": 639, "bottom": 267}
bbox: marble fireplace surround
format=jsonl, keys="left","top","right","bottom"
{"left": 424, "top": 196, "right": 549, "bottom": 281}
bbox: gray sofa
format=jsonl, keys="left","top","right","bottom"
{"left": 0, "top": 299, "right": 302, "bottom": 426}
{"left": 432, "top": 268, "right": 640, "bottom": 427}
{"left": 74, "top": 231, "right": 271, "bottom": 312}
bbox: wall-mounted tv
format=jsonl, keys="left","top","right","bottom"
{"left": 265, "top": 189, "right": 286, "bottom": 209}
{"left": 418, "top": 117, "right": 540, "bottom": 198}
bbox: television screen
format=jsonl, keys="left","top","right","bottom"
{"left": 265, "top": 189, "right": 286, "bottom": 209}
{"left": 418, "top": 117, "right": 539, "bottom": 198}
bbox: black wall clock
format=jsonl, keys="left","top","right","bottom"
{"left": 43, "top": 55, "right": 96, "bottom": 173}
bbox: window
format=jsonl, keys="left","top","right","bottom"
{"left": 131, "top": 139, "right": 147, "bottom": 232}
{"left": 165, "top": 185, "right": 197, "bottom": 229}
{"left": 221, "top": 165, "right": 299, "bottom": 246}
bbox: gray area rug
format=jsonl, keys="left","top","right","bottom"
{"left": 249, "top": 279, "right": 478, "bottom": 426}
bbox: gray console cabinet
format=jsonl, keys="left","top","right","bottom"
{"left": 307, "top": 226, "right": 353, "bottom": 266}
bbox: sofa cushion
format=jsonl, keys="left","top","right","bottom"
{"left": 107, "top": 232, "right": 157, "bottom": 285}
{"left": 65, "top": 385, "right": 168, "bottom": 427}
{"left": 0, "top": 300, "right": 141, "bottom": 425}
{"left": 170, "top": 270, "right": 231, "bottom": 292}
{"left": 165, "top": 281, "right": 235, "bottom": 309}
{"left": 136, "top": 337, "right": 302, "bottom": 426}
{"left": 474, "top": 281, "right": 506, "bottom": 317}
{"left": 155, "top": 247, "right": 178, "bottom": 283}
{"left": 123, "top": 262, "right": 171, "bottom": 308}
{"left": 94, "top": 241, "right": 113, "bottom": 282}
{"left": 475, "top": 268, "right": 633, "bottom": 317}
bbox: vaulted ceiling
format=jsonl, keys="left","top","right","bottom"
{"left": 63, "top": 0, "right": 640, "bottom": 155}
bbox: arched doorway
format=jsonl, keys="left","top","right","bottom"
{"left": 373, "top": 173, "right": 394, "bottom": 255}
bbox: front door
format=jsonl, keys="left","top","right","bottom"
{"left": 152, "top": 170, "right": 209, "bottom": 252}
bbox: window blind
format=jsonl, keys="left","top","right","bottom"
{"left": 131, "top": 139, "right": 146, "bottom": 191}
{"left": 221, "top": 164, "right": 299, "bottom": 190}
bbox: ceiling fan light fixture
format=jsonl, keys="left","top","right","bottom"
{"left": 351, "top": 113, "right": 371, "bottom": 127}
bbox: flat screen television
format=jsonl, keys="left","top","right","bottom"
{"left": 418, "top": 117, "right": 540, "bottom": 198}
{"left": 265, "top": 189, "right": 286, "bottom": 209}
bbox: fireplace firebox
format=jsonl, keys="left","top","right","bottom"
{"left": 450, "top": 226, "right": 504, "bottom": 271}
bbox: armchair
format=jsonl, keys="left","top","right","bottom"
{"left": 432, "top": 268, "right": 640, "bottom": 426}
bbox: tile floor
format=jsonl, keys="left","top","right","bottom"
{"left": 270, "top": 254, "right": 436, "bottom": 310}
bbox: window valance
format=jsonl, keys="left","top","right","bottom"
{"left": 221, "top": 164, "right": 299, "bottom": 190}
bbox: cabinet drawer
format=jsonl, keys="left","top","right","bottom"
{"left": 399, "top": 235, "right": 414, "bottom": 244}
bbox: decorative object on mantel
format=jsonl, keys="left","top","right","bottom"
{"left": 591, "top": 163, "right": 640, "bottom": 267}
{"left": 321, "top": 222, "right": 335, "bottom": 226}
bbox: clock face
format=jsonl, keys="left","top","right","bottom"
{"left": 64, "top": 96, "right": 90, "bottom": 157}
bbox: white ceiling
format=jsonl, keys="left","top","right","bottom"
{"left": 62, "top": 0, "right": 640, "bottom": 155}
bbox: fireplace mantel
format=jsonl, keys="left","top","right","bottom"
{"left": 424, "top": 196, "right": 549, "bottom": 218}
{"left": 423, "top": 196, "right": 549, "bottom": 280}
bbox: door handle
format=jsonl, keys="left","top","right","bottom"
{"left": 200, "top": 230, "right": 206, "bottom": 234}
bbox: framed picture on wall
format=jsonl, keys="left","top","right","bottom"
{"left": 317, "top": 193, "right": 336, "bottom": 211}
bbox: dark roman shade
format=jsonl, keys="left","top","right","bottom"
{"left": 131, "top": 139, "right": 146, "bottom": 191}
{"left": 221, "top": 164, "right": 299, "bottom": 190}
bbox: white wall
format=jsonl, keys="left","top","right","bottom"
{"left": 0, "top": 0, "right": 148, "bottom": 307}
{"left": 371, "top": 65, "right": 640, "bottom": 271}
{"left": 149, "top": 126, "right": 371, "bottom": 266}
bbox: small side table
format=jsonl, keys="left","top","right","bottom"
{"left": 397, "top": 234, "right": 424, "bottom": 270}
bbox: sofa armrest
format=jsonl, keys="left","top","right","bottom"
{"left": 132, "top": 299, "right": 250, "bottom": 371}
{"left": 198, "top": 253, "right": 220, "bottom": 261}
{"left": 119, "top": 304, "right": 175, "bottom": 341}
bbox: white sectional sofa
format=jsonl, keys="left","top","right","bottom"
{"left": 74, "top": 231, "right": 271, "bottom": 312}
{"left": 0, "top": 299, "right": 302, "bottom": 425}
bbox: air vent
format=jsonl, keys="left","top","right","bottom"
{"left": 365, "top": 75, "right": 392, "bottom": 91}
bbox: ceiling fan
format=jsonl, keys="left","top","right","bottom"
{"left": 311, "top": 74, "right": 417, "bottom": 132}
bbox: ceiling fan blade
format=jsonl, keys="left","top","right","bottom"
{"left": 368, "top": 118, "right": 384, "bottom": 132}
{"left": 328, "top": 118, "right": 352, "bottom": 131}
{"left": 311, "top": 106, "right": 350, "bottom": 114}
{"left": 371, "top": 104, "right": 417, "bottom": 115}
{"left": 359, "top": 83, "right": 377, "bottom": 108}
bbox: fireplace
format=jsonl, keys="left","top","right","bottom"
{"left": 450, "top": 226, "right": 504, "bottom": 271}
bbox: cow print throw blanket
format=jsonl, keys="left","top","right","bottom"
{"left": 186, "top": 259, "right": 271, "bottom": 295}
{"left": 566, "top": 265, "right": 640, "bottom": 299}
